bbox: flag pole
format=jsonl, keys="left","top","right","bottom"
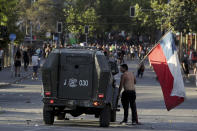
{"left": 139, "top": 27, "right": 173, "bottom": 64}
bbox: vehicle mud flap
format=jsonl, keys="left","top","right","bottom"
{"left": 100, "top": 105, "right": 111, "bottom": 127}
{"left": 43, "top": 105, "right": 54, "bottom": 125}
{"left": 111, "top": 87, "right": 118, "bottom": 122}
{"left": 112, "top": 87, "right": 119, "bottom": 108}
{"left": 110, "top": 109, "right": 116, "bottom": 122}
{"left": 106, "top": 85, "right": 113, "bottom": 104}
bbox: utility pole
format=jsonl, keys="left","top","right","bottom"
{"left": 186, "top": 34, "right": 188, "bottom": 53}
{"left": 30, "top": 21, "right": 32, "bottom": 45}
{"left": 180, "top": 32, "right": 183, "bottom": 60}
{"left": 30, "top": 0, "right": 36, "bottom": 45}
{"left": 85, "top": 25, "right": 89, "bottom": 44}
{"left": 10, "top": 42, "right": 14, "bottom": 77}
{"left": 194, "top": 33, "right": 197, "bottom": 51}
{"left": 57, "top": 22, "right": 62, "bottom": 48}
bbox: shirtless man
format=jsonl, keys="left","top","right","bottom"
{"left": 118, "top": 64, "right": 137, "bottom": 124}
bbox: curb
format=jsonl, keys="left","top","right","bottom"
{"left": 0, "top": 106, "right": 5, "bottom": 114}
{"left": 0, "top": 73, "right": 32, "bottom": 88}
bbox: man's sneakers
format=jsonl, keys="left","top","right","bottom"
{"left": 120, "top": 121, "right": 140, "bottom": 125}
{"left": 32, "top": 77, "right": 38, "bottom": 80}
{"left": 132, "top": 121, "right": 137, "bottom": 125}
{"left": 120, "top": 120, "right": 127, "bottom": 125}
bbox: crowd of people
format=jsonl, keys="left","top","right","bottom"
{"left": 2, "top": 41, "right": 195, "bottom": 84}
{"left": 0, "top": 41, "right": 192, "bottom": 84}
{"left": 39, "top": 42, "right": 151, "bottom": 64}
{"left": 90, "top": 43, "right": 150, "bottom": 64}
{"left": 13, "top": 45, "right": 42, "bottom": 79}
{"left": 9, "top": 42, "right": 149, "bottom": 82}
{"left": 11, "top": 43, "right": 63, "bottom": 79}
{"left": 93, "top": 43, "right": 148, "bottom": 79}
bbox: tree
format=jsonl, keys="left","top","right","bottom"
{"left": 65, "top": 6, "right": 98, "bottom": 35}
{"left": 17, "top": 0, "right": 68, "bottom": 40}
{"left": 164, "top": 0, "right": 197, "bottom": 33}
{"left": 130, "top": 1, "right": 158, "bottom": 43}
{"left": 64, "top": 0, "right": 98, "bottom": 42}
{"left": 3, "top": 0, "right": 195, "bottom": 47}
{"left": 0, "top": 0, "right": 22, "bottom": 48}
{"left": 0, "top": 0, "right": 17, "bottom": 25}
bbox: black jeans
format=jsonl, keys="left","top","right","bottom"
{"left": 121, "top": 90, "right": 137, "bottom": 123}
{"left": 24, "top": 60, "right": 29, "bottom": 71}
{"left": 137, "top": 69, "right": 144, "bottom": 78}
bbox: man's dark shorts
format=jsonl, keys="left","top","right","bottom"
{"left": 33, "top": 66, "right": 38, "bottom": 73}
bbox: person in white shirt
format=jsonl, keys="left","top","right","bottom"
{"left": 32, "top": 53, "right": 39, "bottom": 80}
{"left": 130, "top": 46, "right": 135, "bottom": 60}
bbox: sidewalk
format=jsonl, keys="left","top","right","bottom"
{"left": 0, "top": 66, "right": 32, "bottom": 87}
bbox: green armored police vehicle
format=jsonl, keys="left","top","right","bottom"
{"left": 42, "top": 48, "right": 119, "bottom": 127}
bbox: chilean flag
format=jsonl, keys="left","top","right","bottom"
{"left": 148, "top": 31, "right": 186, "bottom": 111}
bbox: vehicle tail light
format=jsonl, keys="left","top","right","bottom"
{"left": 98, "top": 94, "right": 104, "bottom": 98}
{"left": 93, "top": 101, "right": 99, "bottom": 106}
{"left": 45, "top": 92, "right": 51, "bottom": 96}
{"left": 50, "top": 99, "right": 54, "bottom": 104}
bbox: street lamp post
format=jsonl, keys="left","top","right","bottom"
{"left": 10, "top": 42, "right": 14, "bottom": 77}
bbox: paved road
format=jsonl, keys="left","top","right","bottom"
{"left": 0, "top": 60, "right": 197, "bottom": 131}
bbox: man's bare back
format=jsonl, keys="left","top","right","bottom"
{"left": 122, "top": 71, "right": 136, "bottom": 91}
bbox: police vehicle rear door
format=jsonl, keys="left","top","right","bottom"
{"left": 58, "top": 50, "right": 93, "bottom": 100}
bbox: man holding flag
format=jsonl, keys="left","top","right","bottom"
{"left": 147, "top": 31, "right": 186, "bottom": 111}
{"left": 117, "top": 30, "right": 185, "bottom": 126}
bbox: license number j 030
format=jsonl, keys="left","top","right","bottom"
{"left": 63, "top": 78, "right": 88, "bottom": 87}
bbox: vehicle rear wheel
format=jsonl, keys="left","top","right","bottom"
{"left": 43, "top": 105, "right": 54, "bottom": 125}
{"left": 110, "top": 109, "right": 116, "bottom": 122}
{"left": 100, "top": 105, "right": 111, "bottom": 127}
